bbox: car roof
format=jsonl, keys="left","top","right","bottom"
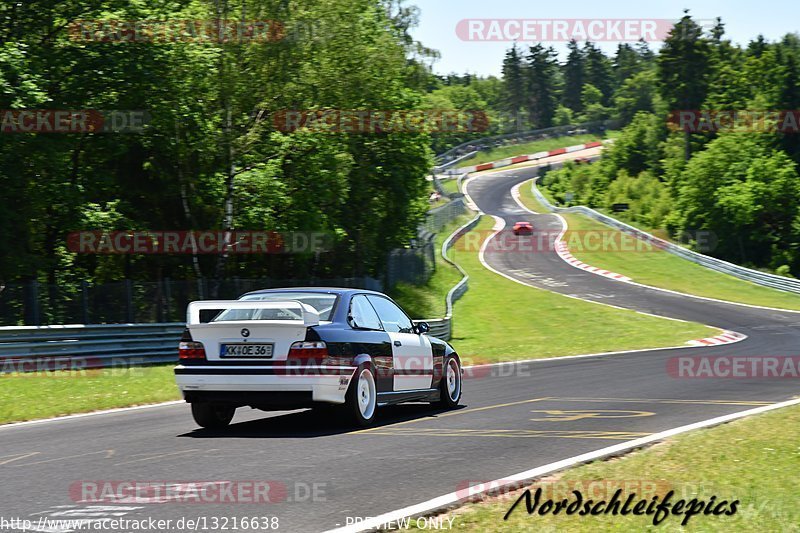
{"left": 241, "top": 287, "right": 385, "bottom": 298}
{"left": 240, "top": 287, "right": 394, "bottom": 325}
{"left": 514, "top": 221, "right": 532, "bottom": 225}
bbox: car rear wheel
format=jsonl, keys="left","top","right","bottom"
{"left": 191, "top": 402, "right": 235, "bottom": 429}
{"left": 436, "top": 356, "right": 462, "bottom": 408}
{"left": 342, "top": 365, "right": 377, "bottom": 427}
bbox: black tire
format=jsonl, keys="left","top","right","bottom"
{"left": 341, "top": 364, "right": 378, "bottom": 427}
{"left": 435, "top": 356, "right": 462, "bottom": 408}
{"left": 191, "top": 402, "right": 235, "bottom": 429}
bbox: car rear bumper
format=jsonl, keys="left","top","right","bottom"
{"left": 174, "top": 365, "right": 357, "bottom": 405}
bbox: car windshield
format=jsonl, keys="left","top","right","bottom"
{"left": 211, "top": 292, "right": 338, "bottom": 322}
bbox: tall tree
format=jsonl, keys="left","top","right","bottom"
{"left": 613, "top": 44, "right": 643, "bottom": 85}
{"left": 583, "top": 42, "right": 614, "bottom": 107}
{"left": 657, "top": 11, "right": 712, "bottom": 159}
{"left": 777, "top": 51, "right": 800, "bottom": 161}
{"left": 562, "top": 40, "right": 584, "bottom": 113}
{"left": 501, "top": 45, "right": 526, "bottom": 131}
{"left": 524, "top": 44, "right": 559, "bottom": 128}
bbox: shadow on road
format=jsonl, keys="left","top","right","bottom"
{"left": 177, "top": 403, "right": 467, "bottom": 439}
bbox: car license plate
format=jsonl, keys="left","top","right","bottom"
{"left": 220, "top": 343, "right": 274, "bottom": 358}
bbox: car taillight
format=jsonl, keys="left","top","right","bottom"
{"left": 288, "top": 341, "right": 328, "bottom": 363}
{"left": 179, "top": 341, "right": 206, "bottom": 360}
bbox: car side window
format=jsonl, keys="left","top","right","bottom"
{"left": 349, "top": 295, "right": 383, "bottom": 330}
{"left": 367, "top": 295, "right": 414, "bottom": 333}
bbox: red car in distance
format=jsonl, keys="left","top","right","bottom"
{"left": 512, "top": 221, "right": 533, "bottom": 235}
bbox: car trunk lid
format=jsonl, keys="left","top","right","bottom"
{"left": 186, "top": 300, "right": 319, "bottom": 362}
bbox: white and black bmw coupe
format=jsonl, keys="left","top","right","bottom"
{"left": 174, "top": 288, "right": 463, "bottom": 428}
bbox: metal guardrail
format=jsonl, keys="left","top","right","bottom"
{"left": 0, "top": 323, "right": 184, "bottom": 372}
{"left": 2, "top": 155, "right": 488, "bottom": 366}
{"left": 531, "top": 179, "right": 800, "bottom": 295}
{"left": 432, "top": 151, "right": 478, "bottom": 173}
{"left": 434, "top": 120, "right": 618, "bottom": 165}
{"left": 413, "top": 211, "right": 482, "bottom": 341}
{"left": 1, "top": 276, "right": 384, "bottom": 327}
{"left": 423, "top": 197, "right": 467, "bottom": 234}
{"left": 1, "top": 211, "right": 479, "bottom": 367}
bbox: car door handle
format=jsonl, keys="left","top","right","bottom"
{"left": 394, "top": 340, "right": 402, "bottom": 347}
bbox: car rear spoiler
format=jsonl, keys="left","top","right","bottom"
{"left": 186, "top": 300, "right": 320, "bottom": 327}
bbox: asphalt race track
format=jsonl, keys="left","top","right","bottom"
{"left": 2, "top": 159, "right": 800, "bottom": 533}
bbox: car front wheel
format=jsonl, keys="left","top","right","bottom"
{"left": 191, "top": 402, "right": 235, "bottom": 429}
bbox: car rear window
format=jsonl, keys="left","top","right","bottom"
{"left": 221, "top": 292, "right": 338, "bottom": 321}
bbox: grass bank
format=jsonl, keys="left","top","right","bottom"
{"left": 0, "top": 364, "right": 179, "bottom": 424}
{"left": 439, "top": 178, "right": 460, "bottom": 195}
{"left": 418, "top": 402, "right": 800, "bottom": 531}
{"left": 519, "top": 180, "right": 800, "bottom": 311}
{"left": 2, "top": 207, "right": 715, "bottom": 425}
{"left": 469, "top": 133, "right": 611, "bottom": 166}
{"left": 445, "top": 217, "right": 714, "bottom": 364}
{"left": 390, "top": 213, "right": 474, "bottom": 319}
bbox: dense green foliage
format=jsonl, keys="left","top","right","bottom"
{"left": 4, "top": 4, "right": 799, "bottom": 290}
{"left": 540, "top": 15, "right": 800, "bottom": 274}
{"left": 0, "top": 0, "right": 438, "bottom": 287}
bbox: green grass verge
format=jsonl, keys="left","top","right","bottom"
{"left": 1, "top": 208, "right": 713, "bottom": 426}
{"left": 446, "top": 217, "right": 714, "bottom": 364}
{"left": 517, "top": 181, "right": 550, "bottom": 214}
{"left": 0, "top": 364, "right": 179, "bottom": 424}
{"left": 469, "top": 133, "right": 608, "bottom": 166}
{"left": 519, "top": 181, "right": 800, "bottom": 311}
{"left": 439, "top": 178, "right": 461, "bottom": 195}
{"left": 389, "top": 213, "right": 473, "bottom": 319}
{"left": 420, "top": 402, "right": 800, "bottom": 531}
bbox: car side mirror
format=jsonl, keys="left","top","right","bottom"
{"left": 415, "top": 322, "right": 430, "bottom": 335}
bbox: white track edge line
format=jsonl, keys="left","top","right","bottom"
{"left": 0, "top": 400, "right": 185, "bottom": 430}
{"left": 323, "top": 396, "right": 800, "bottom": 533}
{"left": 476, "top": 212, "right": 724, "bottom": 330}
{"left": 2, "top": 337, "right": 737, "bottom": 431}
{"left": 507, "top": 177, "right": 754, "bottom": 332}
{"left": 516, "top": 178, "right": 800, "bottom": 315}
{"left": 0, "top": 161, "right": 747, "bottom": 430}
